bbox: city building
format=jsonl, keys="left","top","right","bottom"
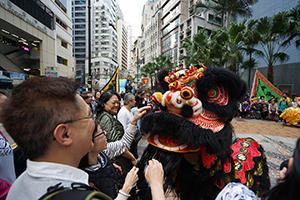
{"left": 178, "top": 0, "right": 234, "bottom": 65}
{"left": 72, "top": 0, "right": 93, "bottom": 86}
{"left": 0, "top": 0, "right": 74, "bottom": 84}
{"left": 116, "top": 19, "right": 128, "bottom": 73}
{"left": 160, "top": 0, "right": 188, "bottom": 65}
{"left": 144, "top": 1, "right": 161, "bottom": 65}
{"left": 141, "top": 0, "right": 156, "bottom": 37}
{"left": 127, "top": 24, "right": 133, "bottom": 77}
{"left": 131, "top": 36, "right": 142, "bottom": 84}
{"left": 90, "top": 0, "right": 119, "bottom": 90}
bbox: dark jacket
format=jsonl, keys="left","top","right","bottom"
{"left": 98, "top": 111, "right": 133, "bottom": 181}
{"left": 84, "top": 152, "right": 123, "bottom": 199}
{"left": 251, "top": 103, "right": 261, "bottom": 111}
{"left": 108, "top": 83, "right": 116, "bottom": 91}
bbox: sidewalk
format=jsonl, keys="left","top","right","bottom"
{"left": 137, "top": 117, "right": 300, "bottom": 198}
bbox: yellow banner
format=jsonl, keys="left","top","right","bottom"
{"left": 102, "top": 67, "right": 119, "bottom": 92}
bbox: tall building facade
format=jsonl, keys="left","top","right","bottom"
{"left": 160, "top": 0, "right": 188, "bottom": 65}
{"left": 127, "top": 25, "right": 133, "bottom": 76}
{"left": 141, "top": 0, "right": 155, "bottom": 37}
{"left": 0, "top": 0, "right": 74, "bottom": 85}
{"left": 117, "top": 19, "right": 128, "bottom": 73}
{"left": 131, "top": 36, "right": 142, "bottom": 83}
{"left": 90, "top": 0, "right": 118, "bottom": 90}
{"left": 144, "top": 1, "right": 161, "bottom": 64}
{"left": 72, "top": 0, "right": 91, "bottom": 85}
{"left": 140, "top": 0, "right": 156, "bottom": 75}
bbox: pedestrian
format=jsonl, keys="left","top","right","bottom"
{"left": 108, "top": 80, "right": 116, "bottom": 91}
{"left": 118, "top": 93, "right": 140, "bottom": 160}
{"left": 81, "top": 91, "right": 95, "bottom": 114}
{"left": 96, "top": 91, "right": 136, "bottom": 179}
{"left": 278, "top": 96, "right": 290, "bottom": 123}
{"left": 291, "top": 96, "right": 300, "bottom": 107}
{"left": 240, "top": 100, "right": 250, "bottom": 118}
{"left": 280, "top": 93, "right": 291, "bottom": 103}
{"left": 1, "top": 77, "right": 108, "bottom": 200}
{"left": 125, "top": 83, "right": 133, "bottom": 93}
{"left": 251, "top": 100, "right": 261, "bottom": 119}
{"left": 268, "top": 100, "right": 279, "bottom": 121}
{"left": 0, "top": 92, "right": 15, "bottom": 200}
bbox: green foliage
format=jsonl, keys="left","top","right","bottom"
{"left": 179, "top": 29, "right": 212, "bottom": 67}
{"left": 255, "top": 12, "right": 292, "bottom": 83}
{"left": 141, "top": 55, "right": 175, "bottom": 91}
{"left": 195, "top": 0, "right": 258, "bottom": 27}
{"left": 283, "top": 0, "right": 300, "bottom": 48}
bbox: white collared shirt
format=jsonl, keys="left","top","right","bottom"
{"left": 7, "top": 160, "right": 89, "bottom": 200}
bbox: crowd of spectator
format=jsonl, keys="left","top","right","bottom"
{"left": 236, "top": 93, "right": 300, "bottom": 123}
{"left": 2, "top": 76, "right": 300, "bottom": 200}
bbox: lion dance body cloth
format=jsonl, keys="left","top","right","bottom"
{"left": 137, "top": 65, "right": 270, "bottom": 200}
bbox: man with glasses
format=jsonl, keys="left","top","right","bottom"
{"left": 1, "top": 76, "right": 104, "bottom": 200}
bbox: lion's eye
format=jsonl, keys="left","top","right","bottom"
{"left": 180, "top": 87, "right": 194, "bottom": 100}
{"left": 207, "top": 88, "right": 218, "bottom": 98}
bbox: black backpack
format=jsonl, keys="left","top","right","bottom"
{"left": 38, "top": 182, "right": 112, "bottom": 200}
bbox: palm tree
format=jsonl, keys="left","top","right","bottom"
{"left": 255, "top": 13, "right": 291, "bottom": 84}
{"left": 141, "top": 55, "right": 174, "bottom": 91}
{"left": 239, "top": 18, "right": 261, "bottom": 88}
{"left": 282, "top": 1, "right": 300, "bottom": 49}
{"left": 195, "top": 0, "right": 258, "bottom": 27}
{"left": 179, "top": 29, "right": 213, "bottom": 67}
{"left": 209, "top": 28, "right": 229, "bottom": 67}
{"left": 224, "top": 21, "right": 246, "bottom": 73}
{"left": 141, "top": 62, "right": 157, "bottom": 91}
{"left": 153, "top": 55, "right": 174, "bottom": 71}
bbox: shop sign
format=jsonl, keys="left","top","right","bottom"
{"left": 142, "top": 78, "right": 149, "bottom": 84}
{"left": 46, "top": 67, "right": 59, "bottom": 77}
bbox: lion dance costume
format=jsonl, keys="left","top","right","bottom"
{"left": 137, "top": 65, "right": 270, "bottom": 200}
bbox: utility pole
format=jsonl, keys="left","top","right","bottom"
{"left": 87, "top": 0, "right": 92, "bottom": 92}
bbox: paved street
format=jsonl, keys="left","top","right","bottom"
{"left": 137, "top": 118, "right": 300, "bottom": 199}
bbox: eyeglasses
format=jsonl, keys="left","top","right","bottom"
{"left": 62, "top": 115, "right": 96, "bottom": 124}
{"left": 54, "top": 115, "right": 96, "bottom": 141}
{"left": 94, "top": 124, "right": 106, "bottom": 138}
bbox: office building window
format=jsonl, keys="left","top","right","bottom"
{"left": 75, "top": 0, "right": 86, "bottom": 5}
{"left": 56, "top": 17, "right": 67, "bottom": 30}
{"left": 57, "top": 56, "right": 68, "bottom": 66}
{"left": 75, "top": 12, "right": 86, "bottom": 17}
{"left": 76, "top": 54, "right": 86, "bottom": 58}
{"left": 55, "top": 0, "right": 67, "bottom": 13}
{"left": 75, "top": 42, "right": 85, "bottom": 46}
{"left": 75, "top": 24, "right": 86, "bottom": 29}
{"left": 75, "top": 6, "right": 86, "bottom": 11}
{"left": 75, "top": 18, "right": 85, "bottom": 23}
{"left": 208, "top": 14, "right": 222, "bottom": 25}
{"left": 75, "top": 48, "right": 85, "bottom": 52}
{"left": 76, "top": 60, "right": 85, "bottom": 64}
{"left": 75, "top": 30, "right": 86, "bottom": 35}
{"left": 75, "top": 36, "right": 86, "bottom": 40}
{"left": 61, "top": 40, "right": 68, "bottom": 49}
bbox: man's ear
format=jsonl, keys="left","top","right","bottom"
{"left": 53, "top": 124, "right": 72, "bottom": 146}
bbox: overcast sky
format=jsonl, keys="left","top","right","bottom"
{"left": 118, "top": 0, "right": 148, "bottom": 38}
